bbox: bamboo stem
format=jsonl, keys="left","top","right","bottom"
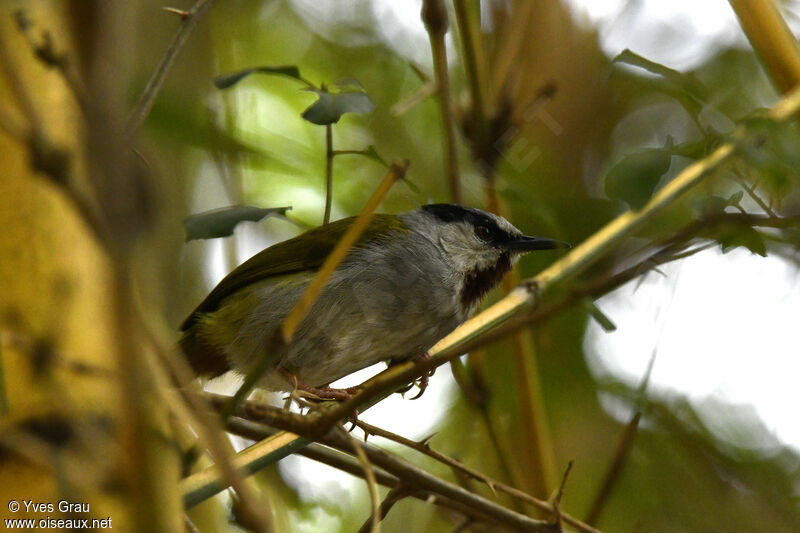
{"left": 423, "top": 0, "right": 462, "bottom": 203}
{"left": 729, "top": 0, "right": 800, "bottom": 93}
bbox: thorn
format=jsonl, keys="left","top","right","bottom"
{"left": 485, "top": 480, "right": 498, "bottom": 498}
{"left": 551, "top": 460, "right": 574, "bottom": 530}
{"left": 163, "top": 6, "right": 190, "bottom": 20}
{"left": 417, "top": 432, "right": 437, "bottom": 447}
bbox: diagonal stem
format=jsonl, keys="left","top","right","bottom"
{"left": 125, "top": 0, "right": 217, "bottom": 137}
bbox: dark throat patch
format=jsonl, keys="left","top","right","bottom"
{"left": 460, "top": 253, "right": 512, "bottom": 310}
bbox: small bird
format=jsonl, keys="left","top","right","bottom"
{"left": 180, "top": 204, "right": 568, "bottom": 399}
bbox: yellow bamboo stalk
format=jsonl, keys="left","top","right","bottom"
{"left": 730, "top": 0, "right": 800, "bottom": 92}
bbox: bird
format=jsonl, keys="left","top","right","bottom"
{"left": 179, "top": 203, "right": 568, "bottom": 400}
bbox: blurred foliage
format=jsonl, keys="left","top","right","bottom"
{"left": 132, "top": 0, "right": 800, "bottom": 532}
{"left": 184, "top": 205, "right": 291, "bottom": 240}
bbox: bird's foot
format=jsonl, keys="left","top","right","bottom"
{"left": 280, "top": 369, "right": 362, "bottom": 401}
{"left": 409, "top": 352, "right": 436, "bottom": 400}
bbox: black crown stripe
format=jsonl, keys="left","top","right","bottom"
{"left": 421, "top": 204, "right": 514, "bottom": 246}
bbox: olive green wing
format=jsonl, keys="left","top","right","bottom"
{"left": 180, "top": 214, "right": 406, "bottom": 330}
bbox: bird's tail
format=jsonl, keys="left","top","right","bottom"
{"left": 178, "top": 327, "right": 231, "bottom": 378}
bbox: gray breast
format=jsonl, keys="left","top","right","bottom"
{"left": 281, "top": 231, "right": 464, "bottom": 385}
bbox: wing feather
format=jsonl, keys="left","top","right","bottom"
{"left": 180, "top": 214, "right": 405, "bottom": 330}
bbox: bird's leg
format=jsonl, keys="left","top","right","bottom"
{"left": 279, "top": 369, "right": 362, "bottom": 401}
{"left": 409, "top": 352, "right": 436, "bottom": 400}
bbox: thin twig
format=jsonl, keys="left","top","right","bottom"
{"left": 164, "top": 7, "right": 191, "bottom": 20}
{"left": 345, "top": 428, "right": 381, "bottom": 533}
{"left": 448, "top": 353, "right": 523, "bottom": 497}
{"left": 126, "top": 0, "right": 218, "bottom": 137}
{"left": 225, "top": 416, "right": 558, "bottom": 532}
{"left": 390, "top": 80, "right": 438, "bottom": 116}
{"left": 585, "top": 413, "right": 641, "bottom": 525}
{"left": 299, "top": 440, "right": 400, "bottom": 487}
{"left": 453, "top": 348, "right": 529, "bottom": 506}
{"left": 324, "top": 123, "right": 334, "bottom": 224}
{"left": 224, "top": 417, "right": 548, "bottom": 526}
{"left": 551, "top": 460, "right": 574, "bottom": 531}
{"left": 356, "top": 420, "right": 599, "bottom": 533}
{"left": 735, "top": 166, "right": 778, "bottom": 216}
{"left": 585, "top": 350, "right": 656, "bottom": 525}
{"left": 211, "top": 393, "right": 594, "bottom": 530}
{"left": 356, "top": 486, "right": 409, "bottom": 533}
{"left": 423, "top": 0, "right": 462, "bottom": 203}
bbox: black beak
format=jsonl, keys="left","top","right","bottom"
{"left": 501, "top": 235, "right": 571, "bottom": 252}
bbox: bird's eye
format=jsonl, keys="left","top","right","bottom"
{"left": 475, "top": 225, "right": 492, "bottom": 241}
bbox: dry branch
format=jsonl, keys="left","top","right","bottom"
{"left": 125, "top": 0, "right": 217, "bottom": 137}
{"left": 223, "top": 416, "right": 559, "bottom": 532}
{"left": 357, "top": 420, "right": 600, "bottom": 533}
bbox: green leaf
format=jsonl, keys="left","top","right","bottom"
{"left": 613, "top": 49, "right": 708, "bottom": 99}
{"left": 739, "top": 118, "right": 800, "bottom": 203}
{"left": 184, "top": 205, "right": 290, "bottom": 241}
{"left": 301, "top": 90, "right": 375, "bottom": 125}
{"left": 692, "top": 195, "right": 728, "bottom": 218}
{"left": 604, "top": 145, "right": 673, "bottom": 209}
{"left": 726, "top": 190, "right": 744, "bottom": 206}
{"left": 213, "top": 66, "right": 306, "bottom": 89}
{"left": 718, "top": 225, "right": 767, "bottom": 256}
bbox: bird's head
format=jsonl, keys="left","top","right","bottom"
{"left": 409, "top": 203, "right": 569, "bottom": 310}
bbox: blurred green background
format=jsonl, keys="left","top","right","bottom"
{"left": 132, "top": 0, "right": 800, "bottom": 531}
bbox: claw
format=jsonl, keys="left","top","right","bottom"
{"left": 409, "top": 352, "right": 436, "bottom": 400}
{"left": 346, "top": 410, "right": 360, "bottom": 432}
{"left": 409, "top": 375, "right": 428, "bottom": 400}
